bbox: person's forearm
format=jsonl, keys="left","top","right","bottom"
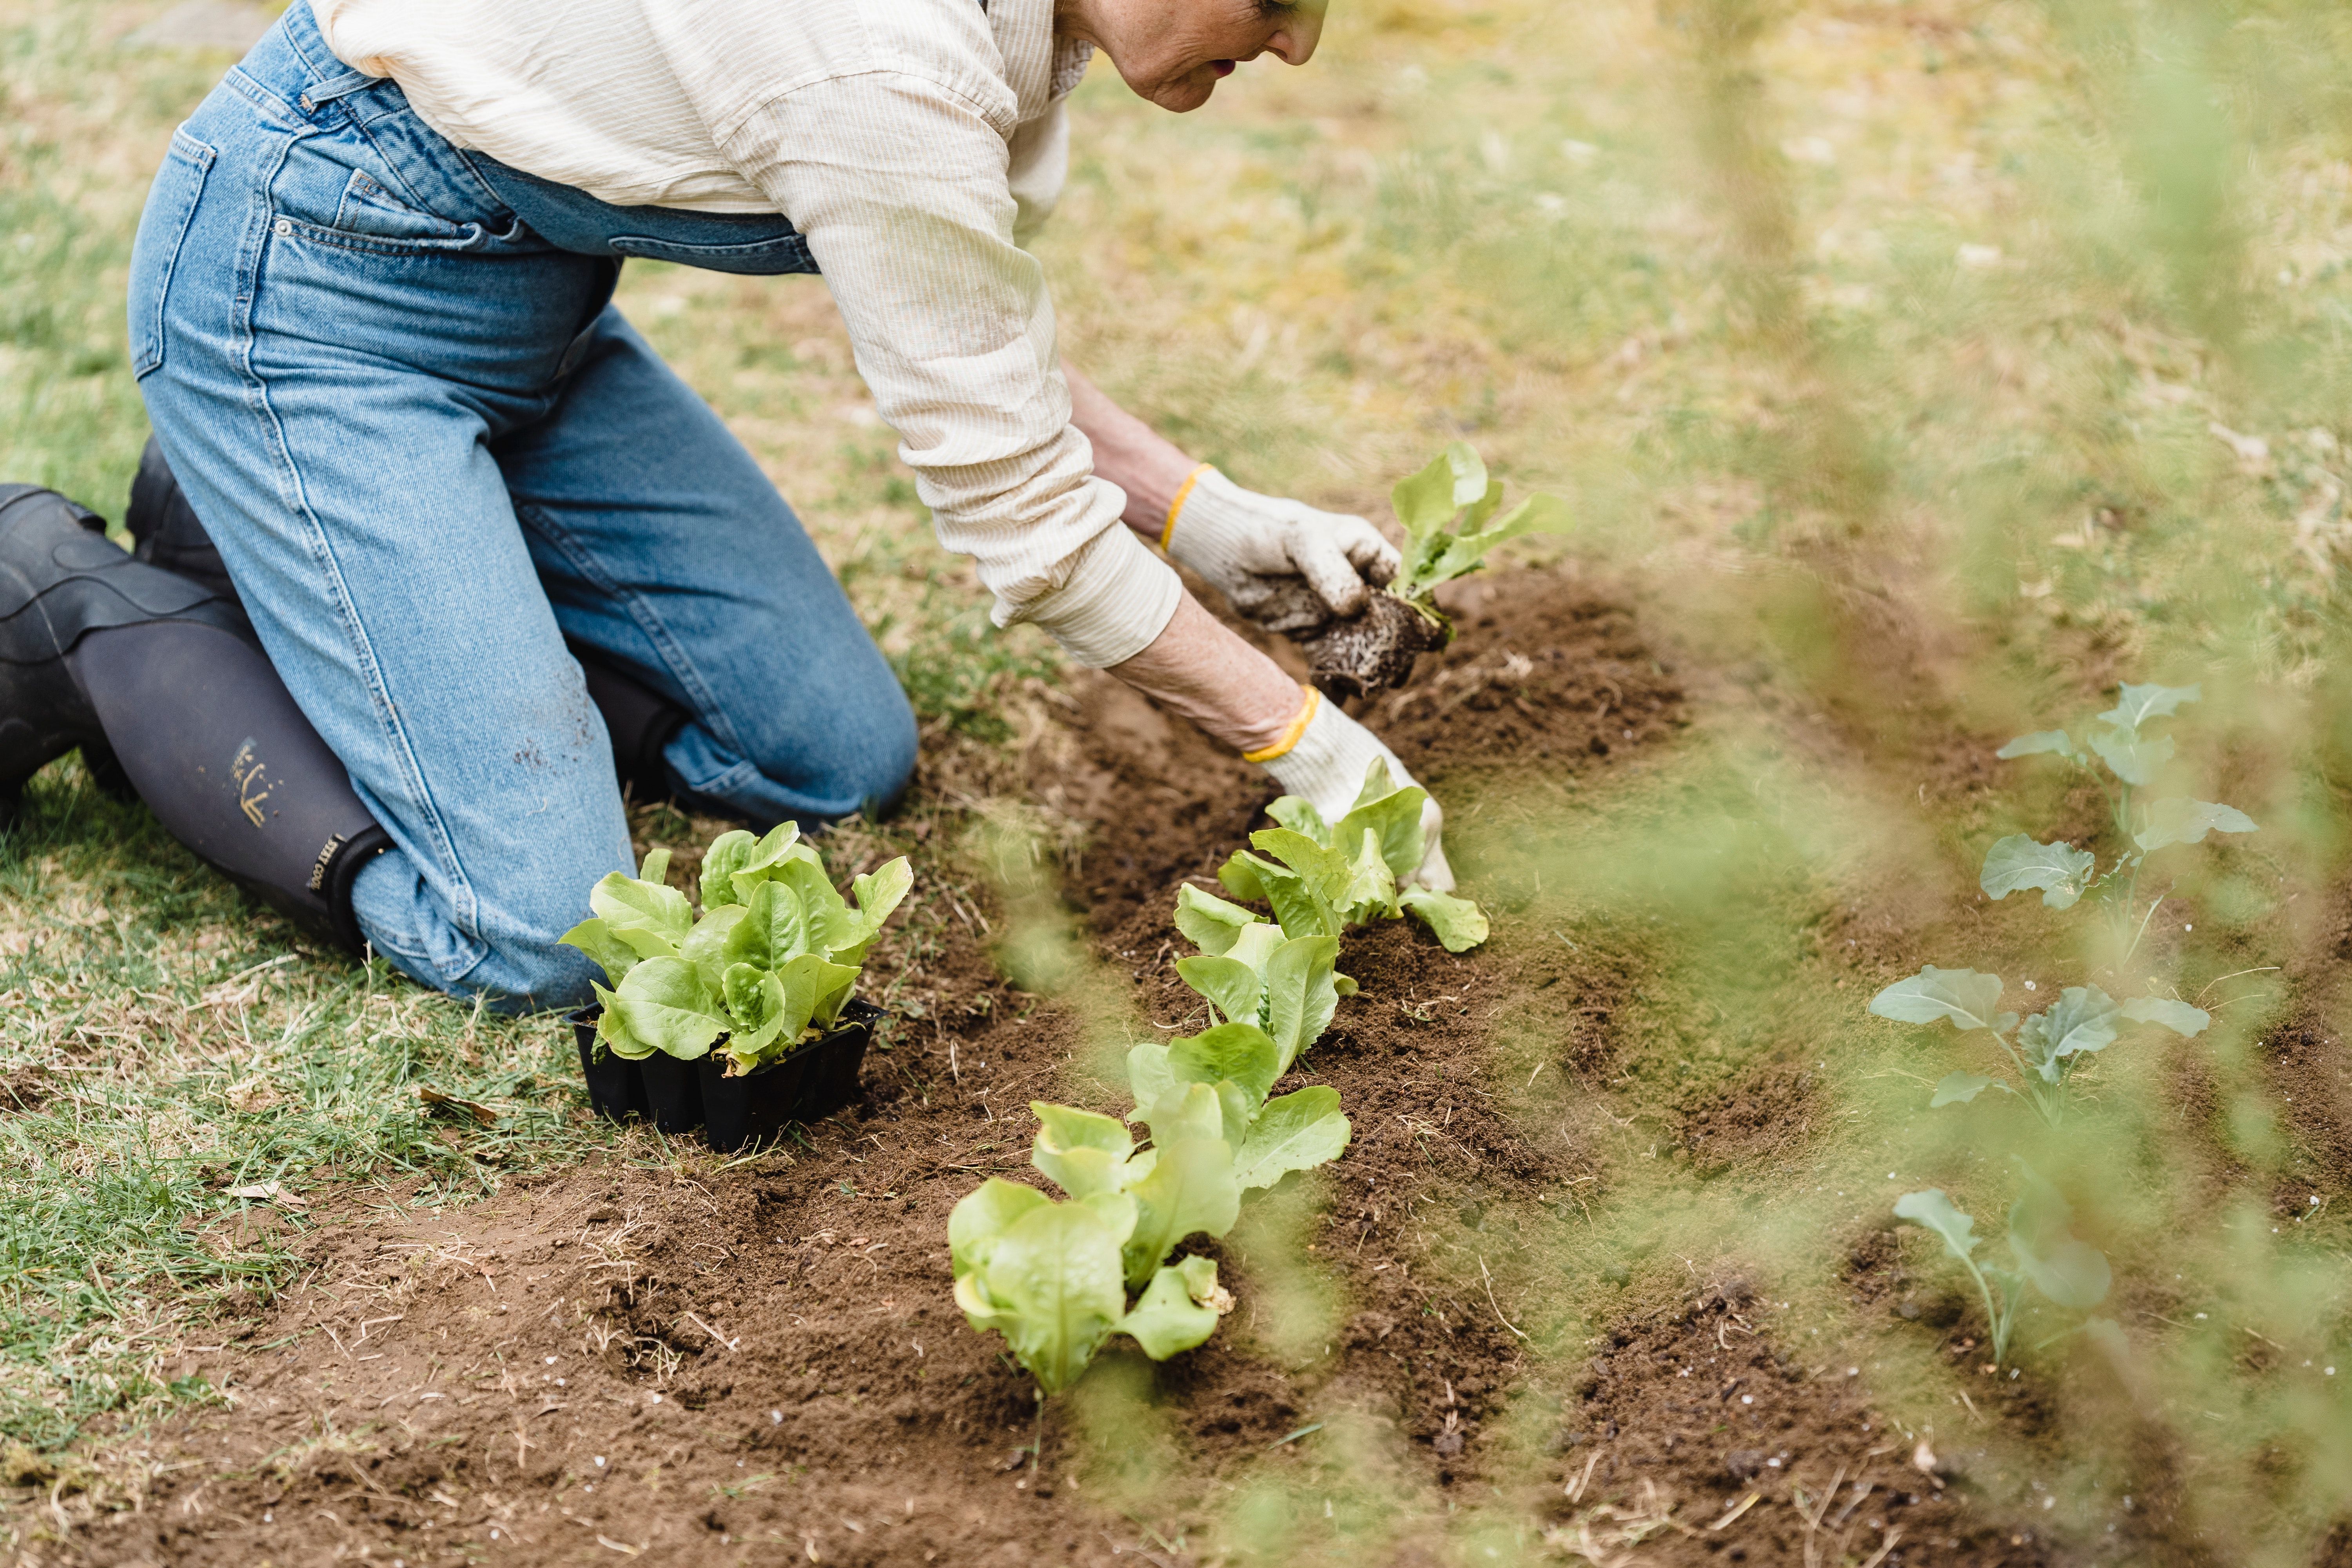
{"left": 1063, "top": 359, "right": 1198, "bottom": 539}
{"left": 1108, "top": 591, "right": 1305, "bottom": 755}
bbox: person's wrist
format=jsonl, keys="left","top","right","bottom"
{"left": 1160, "top": 467, "right": 1260, "bottom": 572}
{"left": 1105, "top": 593, "right": 1304, "bottom": 752}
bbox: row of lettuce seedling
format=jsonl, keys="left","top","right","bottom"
{"left": 948, "top": 762, "right": 1489, "bottom": 1392}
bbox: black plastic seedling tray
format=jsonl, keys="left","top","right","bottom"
{"left": 571, "top": 998, "right": 881, "bottom": 1151}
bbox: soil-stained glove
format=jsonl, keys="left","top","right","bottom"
{"left": 1161, "top": 467, "right": 1401, "bottom": 635}
{"left": 1249, "top": 690, "right": 1453, "bottom": 891}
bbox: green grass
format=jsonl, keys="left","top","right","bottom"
{"left": 0, "top": 762, "right": 603, "bottom": 1449}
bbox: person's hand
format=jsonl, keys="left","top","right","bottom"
{"left": 1161, "top": 468, "right": 1400, "bottom": 635}
{"left": 1255, "top": 692, "right": 1452, "bottom": 891}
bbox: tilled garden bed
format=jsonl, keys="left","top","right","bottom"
{"left": 44, "top": 569, "right": 2116, "bottom": 1567}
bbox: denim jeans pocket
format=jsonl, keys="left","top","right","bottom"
{"left": 127, "top": 128, "right": 216, "bottom": 379}
{"left": 277, "top": 147, "right": 509, "bottom": 256}
{"left": 330, "top": 167, "right": 481, "bottom": 246}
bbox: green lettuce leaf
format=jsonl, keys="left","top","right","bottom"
{"left": 559, "top": 917, "right": 642, "bottom": 988}
{"left": 603, "top": 956, "right": 724, "bottom": 1060}
{"left": 1333, "top": 771, "right": 1428, "bottom": 882}
{"left": 1125, "top": 1043, "right": 1175, "bottom": 1122}
{"left": 952, "top": 1199, "right": 1130, "bottom": 1394}
{"left": 1175, "top": 955, "right": 1263, "bottom": 1026}
{"left": 1030, "top": 1102, "right": 1134, "bottom": 1201}
{"left": 1174, "top": 884, "right": 1263, "bottom": 957}
{"left": 718, "top": 963, "right": 792, "bottom": 1068}
{"left": 1119, "top": 1136, "right": 1241, "bottom": 1290}
{"left": 1167, "top": 1023, "right": 1282, "bottom": 1105}
{"left": 1117, "top": 1260, "right": 1223, "bottom": 1360}
{"left": 1265, "top": 796, "right": 1330, "bottom": 842}
{"left": 1263, "top": 936, "right": 1341, "bottom": 1072}
{"left": 587, "top": 866, "right": 692, "bottom": 947}
{"left": 947, "top": 1176, "right": 1049, "bottom": 1276}
{"left": 1234, "top": 1086, "right": 1352, "bottom": 1190}
{"left": 1141, "top": 1082, "right": 1227, "bottom": 1149}
{"left": 829, "top": 855, "right": 914, "bottom": 965}
{"left": 1401, "top": 888, "right": 1489, "bottom": 952}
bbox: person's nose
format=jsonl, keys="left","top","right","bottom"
{"left": 1265, "top": 13, "right": 1321, "bottom": 64}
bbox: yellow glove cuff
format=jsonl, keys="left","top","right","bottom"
{"left": 1158, "top": 463, "right": 1215, "bottom": 552}
{"left": 1242, "top": 686, "right": 1321, "bottom": 764}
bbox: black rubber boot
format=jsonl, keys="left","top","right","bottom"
{"left": 574, "top": 650, "right": 690, "bottom": 808}
{"left": 1, "top": 482, "right": 387, "bottom": 951}
{"left": 71, "top": 621, "right": 389, "bottom": 951}
{"left": 1, "top": 483, "right": 228, "bottom": 824}
{"left": 127, "top": 435, "right": 241, "bottom": 602}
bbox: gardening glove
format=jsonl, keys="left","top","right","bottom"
{"left": 1161, "top": 466, "right": 1400, "bottom": 635}
{"left": 1250, "top": 688, "right": 1454, "bottom": 892}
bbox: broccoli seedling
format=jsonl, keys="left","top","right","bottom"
{"left": 1982, "top": 682, "right": 2256, "bottom": 963}
{"left": 1894, "top": 1164, "right": 2110, "bottom": 1368}
{"left": 1870, "top": 681, "right": 2250, "bottom": 1122}
{"left": 1871, "top": 966, "right": 2209, "bottom": 1129}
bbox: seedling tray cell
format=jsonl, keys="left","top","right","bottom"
{"left": 571, "top": 998, "right": 882, "bottom": 1151}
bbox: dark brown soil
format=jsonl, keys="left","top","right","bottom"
{"left": 0, "top": 1066, "right": 47, "bottom": 1112}
{"left": 36, "top": 566, "right": 2081, "bottom": 1567}
{"left": 1540, "top": 1279, "right": 2059, "bottom": 1568}
{"left": 1297, "top": 590, "right": 1448, "bottom": 701}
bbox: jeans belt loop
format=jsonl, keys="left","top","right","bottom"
{"left": 296, "top": 68, "right": 379, "bottom": 114}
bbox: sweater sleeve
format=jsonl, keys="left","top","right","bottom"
{"left": 707, "top": 67, "right": 1178, "bottom": 667}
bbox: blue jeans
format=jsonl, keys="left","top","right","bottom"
{"left": 125, "top": 5, "right": 918, "bottom": 1007}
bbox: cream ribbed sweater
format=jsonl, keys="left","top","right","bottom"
{"left": 312, "top": 0, "right": 1181, "bottom": 666}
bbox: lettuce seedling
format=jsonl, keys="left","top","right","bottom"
{"left": 1389, "top": 442, "right": 1576, "bottom": 610}
{"left": 952, "top": 1013, "right": 1356, "bottom": 1392}
{"left": 1124, "top": 1022, "right": 1354, "bottom": 1193}
{"left": 1170, "top": 897, "right": 1344, "bottom": 1072}
{"left": 951, "top": 1056, "right": 1267, "bottom": 1390}
{"left": 1870, "top": 965, "right": 2208, "bottom": 1127}
{"left": 1894, "top": 1163, "right": 2110, "bottom": 1367}
{"left": 1293, "top": 443, "right": 1575, "bottom": 698}
{"left": 1217, "top": 760, "right": 1489, "bottom": 952}
{"left": 949, "top": 1179, "right": 1228, "bottom": 1394}
{"left": 560, "top": 825, "right": 913, "bottom": 1074}
{"left": 1983, "top": 683, "right": 2256, "bottom": 960}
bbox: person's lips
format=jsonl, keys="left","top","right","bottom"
{"left": 1209, "top": 59, "right": 1236, "bottom": 77}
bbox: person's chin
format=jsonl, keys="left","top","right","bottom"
{"left": 1149, "top": 73, "right": 1221, "bottom": 112}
